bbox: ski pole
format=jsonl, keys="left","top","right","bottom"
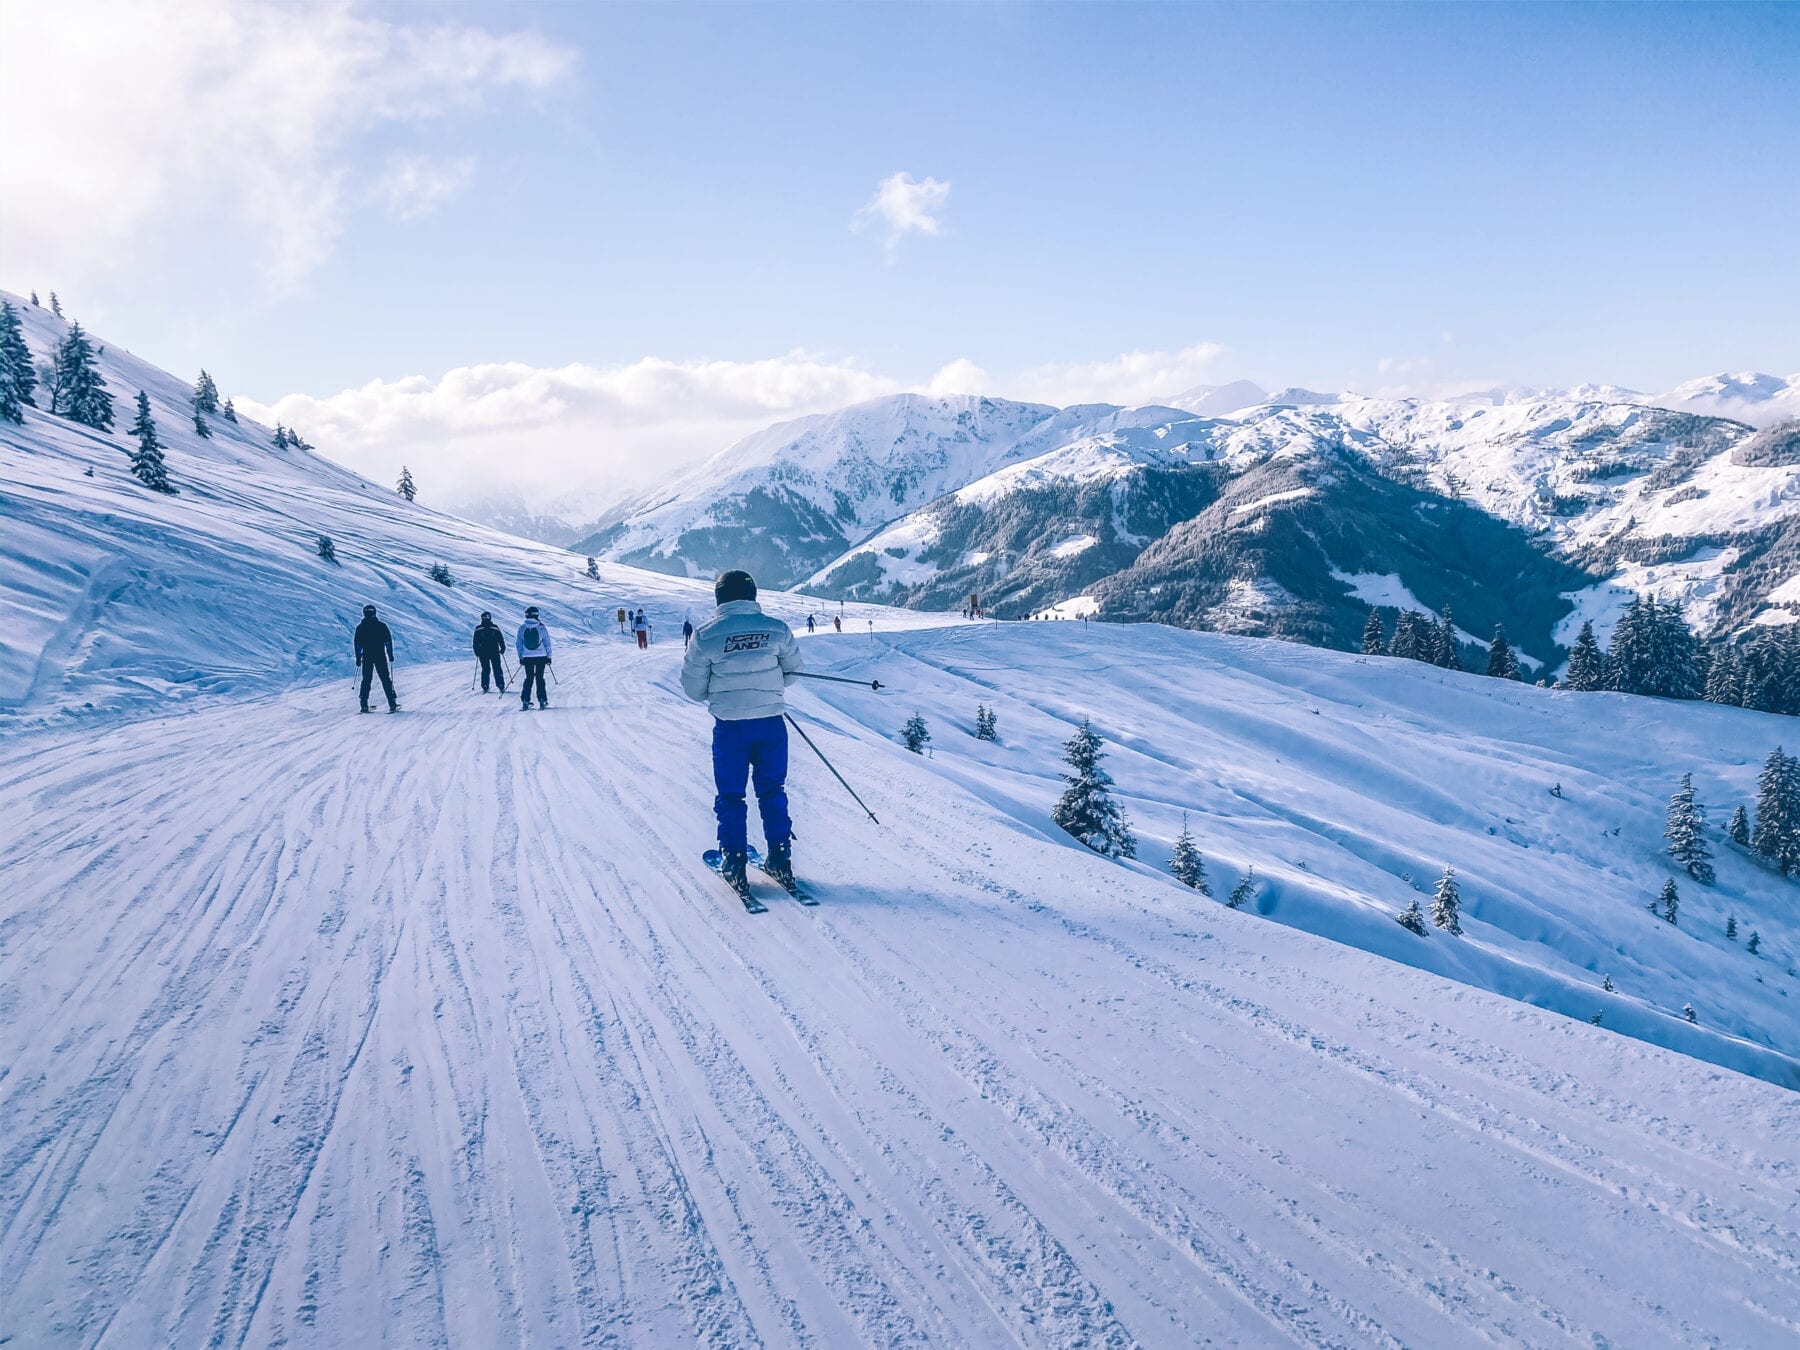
{"left": 793, "top": 671, "right": 884, "bottom": 692}
{"left": 785, "top": 713, "right": 879, "bottom": 825}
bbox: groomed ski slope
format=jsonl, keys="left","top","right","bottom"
{"left": 5, "top": 628, "right": 1799, "bottom": 1348}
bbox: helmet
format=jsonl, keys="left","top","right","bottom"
{"left": 363, "top": 604, "right": 377, "bottom": 616}
{"left": 525, "top": 605, "right": 540, "bottom": 618}
{"left": 480, "top": 611, "right": 492, "bottom": 622}
{"left": 715, "top": 569, "right": 756, "bottom": 604}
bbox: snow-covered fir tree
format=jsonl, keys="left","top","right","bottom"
{"left": 1656, "top": 878, "right": 1679, "bottom": 925}
{"left": 1728, "top": 803, "right": 1751, "bottom": 847}
{"left": 1602, "top": 974, "right": 1614, "bottom": 992}
{"left": 1226, "top": 869, "right": 1254, "bottom": 909}
{"left": 127, "top": 391, "right": 173, "bottom": 493}
{"left": 1726, "top": 914, "right": 1737, "bottom": 941}
{"left": 1664, "top": 773, "right": 1714, "bottom": 884}
{"left": 317, "top": 535, "right": 337, "bottom": 563}
{"left": 192, "top": 408, "right": 211, "bottom": 438}
{"left": 1360, "top": 609, "right": 1385, "bottom": 655}
{"left": 1389, "top": 610, "right": 1424, "bottom": 661}
{"left": 1737, "top": 628, "right": 1800, "bottom": 716}
{"left": 397, "top": 466, "right": 417, "bottom": 501}
{"left": 585, "top": 556, "right": 600, "bottom": 580}
{"left": 1396, "top": 898, "right": 1428, "bottom": 935}
{"left": 1433, "top": 608, "right": 1462, "bottom": 671}
{"left": 901, "top": 713, "right": 930, "bottom": 754}
{"left": 1752, "top": 747, "right": 1800, "bottom": 875}
{"left": 49, "top": 322, "right": 113, "bottom": 430}
{"left": 1052, "top": 718, "right": 1135, "bottom": 858}
{"left": 1747, "top": 931, "right": 1762, "bottom": 954}
{"left": 1606, "top": 596, "right": 1701, "bottom": 699}
{"left": 1683, "top": 1004, "right": 1697, "bottom": 1024}
{"left": 28, "top": 290, "right": 38, "bottom": 306}
{"left": 429, "top": 562, "right": 454, "bottom": 587}
{"left": 974, "top": 703, "right": 997, "bottom": 741}
{"left": 1486, "top": 624, "right": 1519, "bottom": 680}
{"left": 49, "top": 291, "right": 62, "bottom": 317}
{"left": 1704, "top": 645, "right": 1743, "bottom": 706}
{"left": 1168, "top": 813, "right": 1210, "bottom": 894}
{"left": 1564, "top": 620, "right": 1606, "bottom": 691}
{"left": 1431, "top": 866, "right": 1463, "bottom": 934}
{"left": 193, "top": 370, "right": 220, "bottom": 414}
{"left": 0, "top": 298, "right": 37, "bottom": 423}
{"left": 221, "top": 397, "right": 237, "bottom": 423}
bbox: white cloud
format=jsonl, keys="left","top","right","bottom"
{"left": 374, "top": 154, "right": 477, "bottom": 221}
{"left": 925, "top": 358, "right": 992, "bottom": 397}
{"left": 853, "top": 172, "right": 951, "bottom": 253}
{"left": 1004, "top": 342, "right": 1230, "bottom": 407}
{"left": 0, "top": 0, "right": 573, "bottom": 293}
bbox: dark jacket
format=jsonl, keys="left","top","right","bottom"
{"left": 473, "top": 620, "right": 507, "bottom": 658}
{"left": 354, "top": 616, "right": 393, "bottom": 665}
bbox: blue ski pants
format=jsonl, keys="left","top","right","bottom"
{"left": 712, "top": 715, "right": 790, "bottom": 855}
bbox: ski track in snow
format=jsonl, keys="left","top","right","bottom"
{"left": 4, "top": 637, "right": 1800, "bottom": 1348}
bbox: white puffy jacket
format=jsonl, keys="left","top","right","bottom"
{"left": 680, "top": 600, "right": 803, "bottom": 721}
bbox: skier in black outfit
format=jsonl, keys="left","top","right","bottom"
{"left": 354, "top": 604, "right": 399, "bottom": 712}
{"left": 472, "top": 612, "right": 507, "bottom": 692}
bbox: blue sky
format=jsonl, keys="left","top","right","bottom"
{"left": 3, "top": 1, "right": 1796, "bottom": 506}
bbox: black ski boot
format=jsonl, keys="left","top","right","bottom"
{"left": 720, "top": 849, "right": 749, "bottom": 889}
{"left": 764, "top": 840, "right": 795, "bottom": 888}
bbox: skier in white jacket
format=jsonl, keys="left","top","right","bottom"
{"left": 680, "top": 570, "right": 804, "bottom": 886}
{"left": 516, "top": 606, "right": 552, "bottom": 710}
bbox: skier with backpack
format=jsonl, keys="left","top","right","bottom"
{"left": 680, "top": 569, "right": 804, "bottom": 899}
{"left": 633, "top": 608, "right": 650, "bottom": 650}
{"left": 353, "top": 604, "right": 399, "bottom": 713}
{"left": 516, "top": 606, "right": 552, "bottom": 710}
{"left": 472, "top": 612, "right": 507, "bottom": 693}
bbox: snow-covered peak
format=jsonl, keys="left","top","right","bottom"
{"left": 1644, "top": 371, "right": 1800, "bottom": 428}
{"left": 1163, "top": 378, "right": 1268, "bottom": 417}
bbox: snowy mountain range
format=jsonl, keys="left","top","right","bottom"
{"left": 577, "top": 380, "right": 1797, "bottom": 667}
{"left": 6, "top": 294, "right": 1800, "bottom": 1344}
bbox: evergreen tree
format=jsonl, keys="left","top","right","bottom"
{"left": 1683, "top": 1004, "right": 1697, "bottom": 1024}
{"left": 1226, "top": 869, "right": 1254, "bottom": 909}
{"left": 1052, "top": 718, "right": 1136, "bottom": 858}
{"left": 193, "top": 408, "right": 211, "bottom": 438}
{"left": 317, "top": 535, "right": 337, "bottom": 563}
{"left": 1606, "top": 596, "right": 1650, "bottom": 693}
{"left": 1485, "top": 624, "right": 1519, "bottom": 680}
{"left": 1434, "top": 608, "right": 1462, "bottom": 670}
{"left": 397, "top": 465, "right": 417, "bottom": 501}
{"left": 1726, "top": 914, "right": 1737, "bottom": 941}
{"left": 1656, "top": 878, "right": 1679, "bottom": 925}
{"left": 1589, "top": 1011, "right": 1603, "bottom": 1026}
{"left": 1648, "top": 600, "right": 1701, "bottom": 699}
{"left": 1169, "top": 813, "right": 1210, "bottom": 894}
{"left": 289, "top": 427, "right": 313, "bottom": 451}
{"left": 585, "top": 556, "right": 600, "bottom": 580}
{"left": 901, "top": 713, "right": 931, "bottom": 754}
{"left": 1602, "top": 974, "right": 1614, "bottom": 992}
{"left": 1396, "top": 898, "right": 1428, "bottom": 935}
{"left": 1430, "top": 866, "right": 1463, "bottom": 934}
{"left": 1390, "top": 610, "right": 1426, "bottom": 661}
{"left": 1565, "top": 620, "right": 1606, "bottom": 691}
{"left": 193, "top": 369, "right": 220, "bottom": 414}
{"left": 1664, "top": 772, "right": 1715, "bottom": 884}
{"left": 1752, "top": 747, "right": 1800, "bottom": 875}
{"left": 49, "top": 322, "right": 114, "bottom": 430}
{"left": 1360, "top": 609, "right": 1386, "bottom": 656}
{"left": 273, "top": 424, "right": 290, "bottom": 449}
{"left": 1747, "top": 931, "right": 1761, "bottom": 955}
{"left": 0, "top": 298, "right": 37, "bottom": 423}
{"left": 1704, "top": 645, "right": 1743, "bottom": 706}
{"left": 974, "top": 703, "right": 997, "bottom": 741}
{"left": 127, "top": 390, "right": 172, "bottom": 492}
{"left": 1728, "top": 803, "right": 1750, "bottom": 846}
{"left": 429, "top": 562, "right": 454, "bottom": 586}
{"left": 49, "top": 291, "right": 62, "bottom": 317}
{"left": 29, "top": 290, "right": 38, "bottom": 306}
{"left": 221, "top": 397, "right": 237, "bottom": 423}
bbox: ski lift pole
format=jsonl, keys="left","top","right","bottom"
{"left": 785, "top": 713, "right": 879, "bottom": 825}
{"left": 791, "top": 671, "right": 884, "bottom": 692}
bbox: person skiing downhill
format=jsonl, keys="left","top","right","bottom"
{"left": 807, "top": 613, "right": 816, "bottom": 633}
{"left": 680, "top": 569, "right": 804, "bottom": 889}
{"left": 472, "top": 611, "right": 507, "bottom": 693}
{"left": 682, "top": 617, "right": 694, "bottom": 648}
{"left": 353, "top": 604, "right": 399, "bottom": 713}
{"left": 516, "top": 606, "right": 552, "bottom": 710}
{"left": 832, "top": 613, "right": 841, "bottom": 633}
{"left": 633, "top": 608, "right": 650, "bottom": 650}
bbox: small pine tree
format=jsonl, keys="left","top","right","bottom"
{"left": 193, "top": 369, "right": 220, "bottom": 414}
{"left": 975, "top": 703, "right": 997, "bottom": 741}
{"left": 1430, "top": 865, "right": 1463, "bottom": 934}
{"left": 1227, "top": 869, "right": 1254, "bottom": 910}
{"left": 1360, "top": 609, "right": 1386, "bottom": 656}
{"left": 1656, "top": 878, "right": 1679, "bottom": 925}
{"left": 273, "top": 423, "right": 290, "bottom": 449}
{"left": 1728, "top": 803, "right": 1750, "bottom": 847}
{"left": 1486, "top": 624, "right": 1520, "bottom": 680}
{"left": 1434, "top": 608, "right": 1462, "bottom": 671}
{"left": 428, "top": 562, "right": 454, "bottom": 587}
{"left": 1602, "top": 974, "right": 1614, "bottom": 992}
{"left": 0, "top": 298, "right": 37, "bottom": 423}
{"left": 29, "top": 290, "right": 38, "bottom": 306}
{"left": 1169, "top": 813, "right": 1210, "bottom": 894}
{"left": 1747, "top": 931, "right": 1761, "bottom": 955}
{"left": 1564, "top": 620, "right": 1606, "bottom": 691}
{"left": 1589, "top": 1011, "right": 1603, "bottom": 1026}
{"left": 1725, "top": 914, "right": 1737, "bottom": 941}
{"left": 1396, "top": 898, "right": 1428, "bottom": 935}
{"left": 221, "top": 397, "right": 237, "bottom": 423}
{"left": 901, "top": 713, "right": 930, "bottom": 754}
{"left": 1052, "top": 718, "right": 1136, "bottom": 858}
{"left": 1752, "top": 747, "right": 1800, "bottom": 876}
{"left": 127, "top": 390, "right": 173, "bottom": 492}
{"left": 49, "top": 291, "right": 62, "bottom": 318}
{"left": 397, "top": 466, "right": 417, "bottom": 501}
{"left": 50, "top": 322, "right": 114, "bottom": 430}
{"left": 317, "top": 535, "right": 337, "bottom": 563}
{"left": 1704, "top": 645, "right": 1743, "bottom": 706}
{"left": 193, "top": 408, "right": 212, "bottom": 438}
{"left": 1664, "top": 773, "right": 1715, "bottom": 884}
{"left": 585, "top": 556, "right": 600, "bottom": 580}
{"left": 1683, "top": 1004, "right": 1697, "bottom": 1024}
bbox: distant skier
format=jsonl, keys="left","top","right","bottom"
{"left": 633, "top": 608, "right": 650, "bottom": 650}
{"left": 472, "top": 611, "right": 507, "bottom": 693}
{"left": 680, "top": 569, "right": 804, "bottom": 888}
{"left": 832, "top": 614, "right": 841, "bottom": 633}
{"left": 807, "top": 613, "right": 816, "bottom": 633}
{"left": 516, "top": 605, "right": 552, "bottom": 710}
{"left": 353, "top": 604, "right": 399, "bottom": 713}
{"left": 682, "top": 617, "right": 694, "bottom": 648}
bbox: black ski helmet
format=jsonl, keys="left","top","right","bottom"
{"left": 525, "top": 605, "right": 540, "bottom": 618}
{"left": 715, "top": 569, "right": 756, "bottom": 604}
{"left": 480, "top": 611, "right": 492, "bottom": 622}
{"left": 363, "top": 604, "right": 377, "bottom": 616}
